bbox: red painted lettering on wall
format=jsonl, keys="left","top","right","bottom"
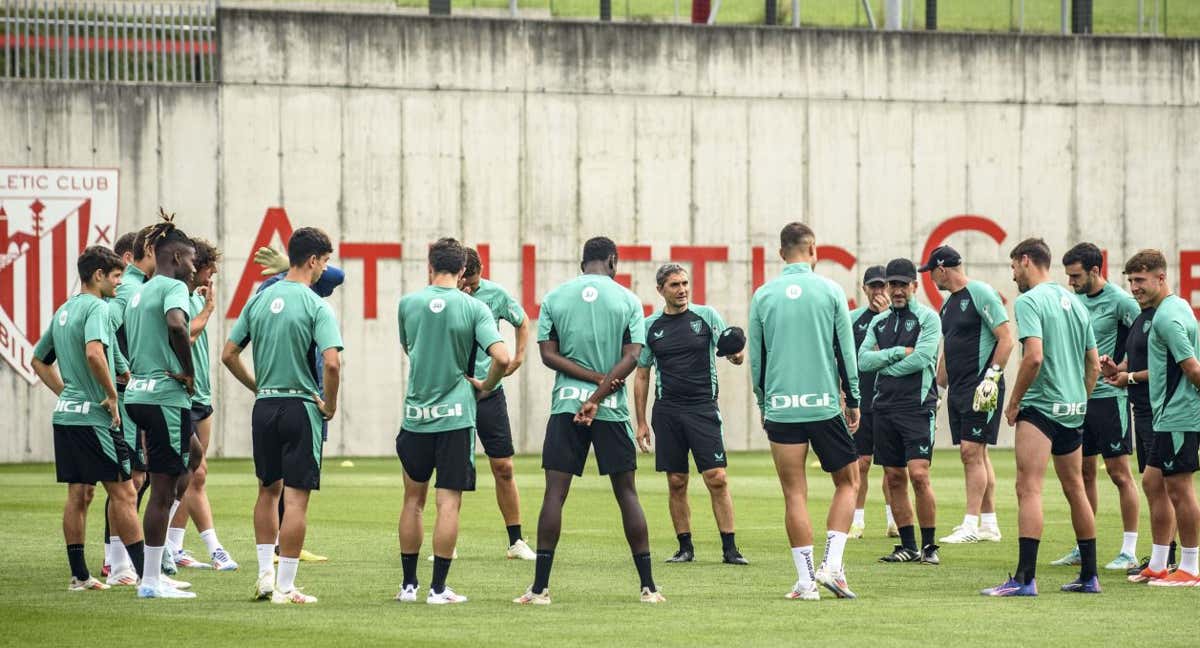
{"left": 226, "top": 207, "right": 294, "bottom": 318}
{"left": 670, "top": 245, "right": 728, "bottom": 306}
{"left": 920, "top": 215, "right": 1007, "bottom": 310}
{"left": 1180, "top": 251, "right": 1200, "bottom": 319}
{"left": 341, "top": 243, "right": 403, "bottom": 319}
{"left": 522, "top": 244, "right": 540, "bottom": 319}
{"left": 615, "top": 245, "right": 653, "bottom": 316}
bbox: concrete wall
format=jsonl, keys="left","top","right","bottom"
{"left": 2, "top": 11, "right": 1199, "bottom": 462}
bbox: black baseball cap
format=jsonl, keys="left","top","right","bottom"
{"left": 918, "top": 245, "right": 963, "bottom": 272}
{"left": 716, "top": 326, "right": 746, "bottom": 357}
{"left": 884, "top": 258, "right": 917, "bottom": 283}
{"left": 862, "top": 265, "right": 886, "bottom": 286}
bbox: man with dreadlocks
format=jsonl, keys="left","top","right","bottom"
{"left": 123, "top": 214, "right": 202, "bottom": 599}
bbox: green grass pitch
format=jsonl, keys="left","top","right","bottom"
{"left": 0, "top": 451, "right": 1195, "bottom": 646}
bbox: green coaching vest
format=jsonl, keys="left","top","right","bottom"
{"left": 123, "top": 275, "right": 192, "bottom": 408}
{"left": 749, "top": 262, "right": 859, "bottom": 423}
{"left": 1148, "top": 295, "right": 1200, "bottom": 434}
{"left": 537, "top": 274, "right": 645, "bottom": 422}
{"left": 1014, "top": 281, "right": 1096, "bottom": 429}
{"left": 398, "top": 285, "right": 503, "bottom": 433}
{"left": 228, "top": 279, "right": 344, "bottom": 401}
{"left": 33, "top": 294, "right": 120, "bottom": 428}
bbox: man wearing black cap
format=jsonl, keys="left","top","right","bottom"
{"left": 848, "top": 266, "right": 897, "bottom": 539}
{"left": 920, "top": 245, "right": 1013, "bottom": 545}
{"left": 859, "top": 258, "right": 942, "bottom": 565}
{"left": 634, "top": 264, "right": 748, "bottom": 566}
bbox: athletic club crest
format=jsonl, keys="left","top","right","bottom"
{"left": 959, "top": 299, "right": 970, "bottom": 312}
{"left": 690, "top": 320, "right": 703, "bottom": 334}
{"left": 905, "top": 319, "right": 916, "bottom": 332}
{"left": 0, "top": 168, "right": 120, "bottom": 384}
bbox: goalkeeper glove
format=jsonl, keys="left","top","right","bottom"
{"left": 972, "top": 365, "right": 1003, "bottom": 412}
{"left": 254, "top": 246, "right": 290, "bottom": 276}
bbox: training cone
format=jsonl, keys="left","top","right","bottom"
{"left": 340, "top": 460, "right": 355, "bottom": 468}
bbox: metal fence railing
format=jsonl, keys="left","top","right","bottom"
{"left": 1, "top": 1, "right": 217, "bottom": 83}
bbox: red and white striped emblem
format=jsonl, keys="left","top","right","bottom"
{"left": 1, "top": 168, "right": 119, "bottom": 384}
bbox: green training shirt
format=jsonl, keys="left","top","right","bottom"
{"left": 537, "top": 274, "right": 645, "bottom": 422}
{"left": 398, "top": 285, "right": 503, "bottom": 433}
{"left": 1079, "top": 282, "right": 1141, "bottom": 400}
{"left": 123, "top": 275, "right": 193, "bottom": 408}
{"left": 109, "top": 263, "right": 147, "bottom": 374}
{"left": 190, "top": 294, "right": 212, "bottom": 406}
{"left": 1014, "top": 281, "right": 1096, "bottom": 429}
{"left": 229, "top": 279, "right": 343, "bottom": 401}
{"left": 1148, "top": 294, "right": 1200, "bottom": 434}
{"left": 469, "top": 278, "right": 526, "bottom": 385}
{"left": 749, "top": 263, "right": 859, "bottom": 423}
{"left": 32, "top": 294, "right": 119, "bottom": 428}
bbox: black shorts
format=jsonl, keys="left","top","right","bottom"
{"left": 873, "top": 409, "right": 936, "bottom": 468}
{"left": 542, "top": 413, "right": 637, "bottom": 477}
{"left": 125, "top": 404, "right": 192, "bottom": 476}
{"left": 190, "top": 403, "right": 214, "bottom": 424}
{"left": 1147, "top": 431, "right": 1200, "bottom": 477}
{"left": 475, "top": 389, "right": 515, "bottom": 459}
{"left": 1017, "top": 407, "right": 1082, "bottom": 456}
{"left": 853, "top": 411, "right": 875, "bottom": 457}
{"left": 651, "top": 405, "right": 727, "bottom": 474}
{"left": 764, "top": 416, "right": 857, "bottom": 473}
{"left": 1133, "top": 410, "right": 1155, "bottom": 474}
{"left": 252, "top": 398, "right": 324, "bottom": 491}
{"left": 117, "top": 395, "right": 146, "bottom": 473}
{"left": 53, "top": 424, "right": 131, "bottom": 484}
{"left": 396, "top": 428, "right": 477, "bottom": 492}
{"left": 947, "top": 396, "right": 1002, "bottom": 446}
{"left": 1081, "top": 396, "right": 1131, "bottom": 458}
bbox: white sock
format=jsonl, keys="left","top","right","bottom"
{"left": 103, "top": 540, "right": 113, "bottom": 568}
{"left": 110, "top": 536, "right": 130, "bottom": 571}
{"left": 981, "top": 512, "right": 998, "bottom": 528}
{"left": 168, "top": 499, "right": 181, "bottom": 522}
{"left": 1149, "top": 544, "right": 1170, "bottom": 572}
{"left": 143, "top": 546, "right": 164, "bottom": 589}
{"left": 277, "top": 557, "right": 299, "bottom": 593}
{"left": 885, "top": 505, "right": 895, "bottom": 526}
{"left": 824, "top": 531, "right": 848, "bottom": 572}
{"left": 256, "top": 544, "right": 276, "bottom": 577}
{"left": 791, "top": 546, "right": 815, "bottom": 588}
{"left": 1121, "top": 532, "right": 1138, "bottom": 557}
{"left": 200, "top": 529, "right": 222, "bottom": 557}
{"left": 852, "top": 509, "right": 865, "bottom": 526}
{"left": 961, "top": 515, "right": 980, "bottom": 530}
{"left": 166, "top": 527, "right": 186, "bottom": 555}
{"left": 1180, "top": 547, "right": 1199, "bottom": 575}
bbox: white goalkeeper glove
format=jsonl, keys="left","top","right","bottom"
{"left": 973, "top": 365, "right": 1003, "bottom": 413}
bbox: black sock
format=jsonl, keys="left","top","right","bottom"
{"left": 400, "top": 553, "right": 419, "bottom": 588}
{"left": 920, "top": 527, "right": 936, "bottom": 548}
{"left": 720, "top": 532, "right": 736, "bottom": 553}
{"left": 103, "top": 497, "right": 111, "bottom": 543}
{"left": 506, "top": 525, "right": 522, "bottom": 546}
{"left": 532, "top": 550, "right": 555, "bottom": 594}
{"left": 67, "top": 544, "right": 89, "bottom": 581}
{"left": 1077, "top": 538, "right": 1097, "bottom": 581}
{"left": 633, "top": 552, "right": 655, "bottom": 591}
{"left": 430, "top": 556, "right": 452, "bottom": 595}
{"left": 899, "top": 525, "right": 917, "bottom": 551}
{"left": 677, "top": 532, "right": 693, "bottom": 553}
{"left": 125, "top": 541, "right": 145, "bottom": 578}
{"left": 1169, "top": 540, "right": 1178, "bottom": 566}
{"left": 1015, "top": 537, "right": 1039, "bottom": 585}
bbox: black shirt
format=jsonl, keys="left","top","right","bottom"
{"left": 1125, "top": 307, "right": 1155, "bottom": 417}
{"left": 639, "top": 305, "right": 727, "bottom": 411}
{"left": 850, "top": 306, "right": 881, "bottom": 412}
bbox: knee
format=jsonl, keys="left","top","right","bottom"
{"left": 491, "top": 460, "right": 514, "bottom": 482}
{"left": 909, "top": 471, "right": 932, "bottom": 493}
{"left": 857, "top": 457, "right": 872, "bottom": 474}
{"left": 959, "top": 448, "right": 979, "bottom": 466}
{"left": 667, "top": 473, "right": 690, "bottom": 494}
{"left": 884, "top": 470, "right": 906, "bottom": 491}
{"left": 81, "top": 486, "right": 96, "bottom": 506}
{"left": 702, "top": 470, "right": 727, "bottom": 492}
{"left": 1014, "top": 478, "right": 1041, "bottom": 501}
{"left": 191, "top": 463, "right": 208, "bottom": 490}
